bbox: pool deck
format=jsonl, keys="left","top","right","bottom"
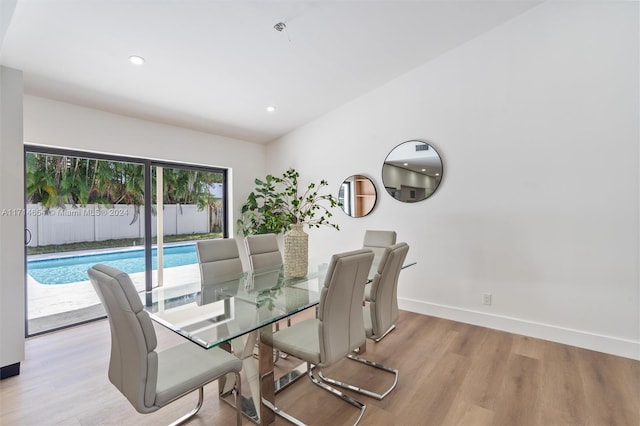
{"left": 28, "top": 264, "right": 201, "bottom": 318}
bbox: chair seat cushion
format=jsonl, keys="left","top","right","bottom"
{"left": 263, "top": 318, "right": 321, "bottom": 365}
{"left": 155, "top": 343, "right": 242, "bottom": 407}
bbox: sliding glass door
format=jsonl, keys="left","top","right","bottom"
{"left": 150, "top": 164, "right": 226, "bottom": 288}
{"left": 24, "top": 146, "right": 227, "bottom": 335}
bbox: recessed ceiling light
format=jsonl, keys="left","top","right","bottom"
{"left": 403, "top": 163, "right": 409, "bottom": 166}
{"left": 435, "top": 173, "right": 440, "bottom": 176}
{"left": 129, "top": 55, "right": 145, "bottom": 65}
{"left": 266, "top": 105, "right": 277, "bottom": 112}
{"left": 421, "top": 168, "right": 426, "bottom": 172}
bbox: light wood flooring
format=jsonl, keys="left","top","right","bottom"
{"left": 1, "top": 311, "right": 638, "bottom": 426}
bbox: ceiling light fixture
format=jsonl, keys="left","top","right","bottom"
{"left": 129, "top": 55, "right": 145, "bottom": 65}
{"left": 403, "top": 163, "right": 409, "bottom": 166}
{"left": 421, "top": 168, "right": 426, "bottom": 172}
{"left": 274, "top": 21, "right": 291, "bottom": 42}
{"left": 266, "top": 105, "right": 277, "bottom": 112}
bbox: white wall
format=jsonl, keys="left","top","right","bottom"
{"left": 23, "top": 95, "right": 265, "bottom": 245}
{"left": 267, "top": 2, "right": 639, "bottom": 359}
{"left": 0, "top": 66, "right": 25, "bottom": 371}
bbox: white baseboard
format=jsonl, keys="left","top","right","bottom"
{"left": 399, "top": 298, "right": 640, "bottom": 360}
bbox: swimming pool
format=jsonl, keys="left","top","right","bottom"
{"left": 28, "top": 244, "right": 198, "bottom": 285}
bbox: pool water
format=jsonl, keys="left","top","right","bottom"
{"left": 28, "top": 244, "right": 198, "bottom": 285}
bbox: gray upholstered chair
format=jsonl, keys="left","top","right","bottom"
{"left": 363, "top": 230, "right": 397, "bottom": 301}
{"left": 262, "top": 249, "right": 374, "bottom": 425}
{"left": 196, "top": 238, "right": 243, "bottom": 282}
{"left": 196, "top": 239, "right": 244, "bottom": 307}
{"left": 363, "top": 242, "right": 410, "bottom": 342}
{"left": 362, "top": 229, "right": 397, "bottom": 257}
{"left": 244, "top": 233, "right": 291, "bottom": 359}
{"left": 196, "top": 238, "right": 271, "bottom": 376}
{"left": 319, "top": 243, "right": 409, "bottom": 401}
{"left": 244, "top": 233, "right": 282, "bottom": 271}
{"left": 88, "top": 264, "right": 243, "bottom": 426}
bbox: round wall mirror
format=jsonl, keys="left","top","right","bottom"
{"left": 382, "top": 140, "right": 443, "bottom": 203}
{"left": 338, "top": 174, "right": 377, "bottom": 217}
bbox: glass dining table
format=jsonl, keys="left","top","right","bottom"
{"left": 141, "top": 255, "right": 415, "bottom": 425}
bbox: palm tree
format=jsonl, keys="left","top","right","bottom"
{"left": 27, "top": 153, "right": 223, "bottom": 230}
{"left": 159, "top": 168, "right": 222, "bottom": 229}
{"left": 26, "top": 153, "right": 75, "bottom": 209}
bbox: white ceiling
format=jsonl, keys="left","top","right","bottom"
{"left": 1, "top": 0, "right": 540, "bottom": 144}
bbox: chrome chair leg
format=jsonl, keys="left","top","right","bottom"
{"left": 318, "top": 354, "right": 398, "bottom": 400}
{"left": 373, "top": 324, "right": 396, "bottom": 342}
{"left": 168, "top": 387, "right": 204, "bottom": 426}
{"left": 261, "top": 363, "right": 366, "bottom": 426}
{"left": 169, "top": 372, "right": 242, "bottom": 426}
{"left": 216, "top": 371, "right": 244, "bottom": 425}
{"left": 308, "top": 363, "right": 366, "bottom": 425}
{"left": 261, "top": 397, "right": 306, "bottom": 426}
{"left": 234, "top": 371, "right": 242, "bottom": 426}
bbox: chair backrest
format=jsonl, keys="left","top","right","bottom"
{"left": 363, "top": 230, "right": 397, "bottom": 257}
{"left": 318, "top": 249, "right": 374, "bottom": 367}
{"left": 196, "top": 239, "right": 243, "bottom": 285}
{"left": 368, "top": 242, "right": 410, "bottom": 337}
{"left": 245, "top": 233, "right": 283, "bottom": 271}
{"left": 87, "top": 264, "right": 159, "bottom": 414}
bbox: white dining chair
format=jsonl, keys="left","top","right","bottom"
{"left": 245, "top": 233, "right": 282, "bottom": 271}
{"left": 196, "top": 238, "right": 244, "bottom": 282}
{"left": 88, "top": 264, "right": 243, "bottom": 426}
{"left": 244, "top": 233, "right": 290, "bottom": 361}
{"left": 362, "top": 229, "right": 397, "bottom": 257}
{"left": 317, "top": 243, "right": 408, "bottom": 402}
{"left": 262, "top": 249, "right": 374, "bottom": 425}
{"left": 313, "top": 243, "right": 409, "bottom": 404}
{"left": 363, "top": 242, "right": 410, "bottom": 342}
{"left": 195, "top": 238, "right": 265, "bottom": 407}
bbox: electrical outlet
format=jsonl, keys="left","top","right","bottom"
{"left": 482, "top": 293, "right": 492, "bottom": 305}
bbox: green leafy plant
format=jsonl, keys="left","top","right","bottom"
{"left": 26, "top": 153, "right": 224, "bottom": 231}
{"left": 237, "top": 168, "right": 340, "bottom": 236}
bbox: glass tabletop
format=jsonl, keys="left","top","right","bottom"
{"left": 141, "top": 256, "right": 416, "bottom": 349}
{"left": 141, "top": 267, "right": 321, "bottom": 349}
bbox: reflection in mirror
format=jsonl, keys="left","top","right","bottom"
{"left": 382, "top": 140, "right": 443, "bottom": 203}
{"left": 338, "top": 175, "right": 377, "bottom": 217}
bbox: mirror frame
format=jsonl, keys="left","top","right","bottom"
{"left": 382, "top": 140, "right": 443, "bottom": 203}
{"left": 338, "top": 174, "right": 377, "bottom": 218}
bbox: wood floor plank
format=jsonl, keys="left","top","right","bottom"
{"left": 1, "top": 311, "right": 638, "bottom": 426}
{"left": 441, "top": 398, "right": 495, "bottom": 426}
{"left": 577, "top": 348, "right": 640, "bottom": 426}
{"left": 486, "top": 353, "right": 543, "bottom": 426}
{"left": 446, "top": 321, "right": 489, "bottom": 358}
{"left": 398, "top": 351, "right": 472, "bottom": 425}
{"left": 538, "top": 341, "right": 588, "bottom": 425}
{"left": 455, "top": 327, "right": 513, "bottom": 411}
